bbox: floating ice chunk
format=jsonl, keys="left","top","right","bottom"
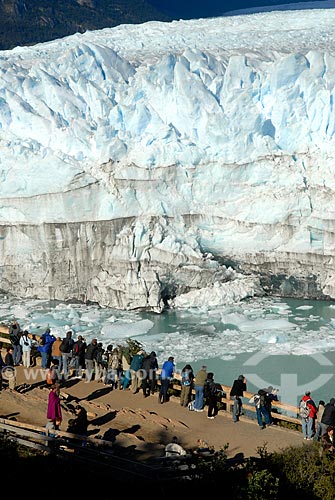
{"left": 238, "top": 317, "right": 295, "bottom": 332}
{"left": 101, "top": 319, "right": 154, "bottom": 339}
{"left": 7, "top": 306, "right": 31, "bottom": 320}
{"left": 29, "top": 314, "right": 69, "bottom": 328}
{"left": 80, "top": 310, "right": 107, "bottom": 323}
{"left": 258, "top": 332, "right": 287, "bottom": 344}
{"left": 170, "top": 277, "right": 263, "bottom": 310}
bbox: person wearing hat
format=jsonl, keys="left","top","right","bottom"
{"left": 230, "top": 375, "right": 247, "bottom": 422}
{"left": 262, "top": 386, "right": 279, "bottom": 424}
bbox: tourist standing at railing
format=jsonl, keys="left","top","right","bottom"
{"left": 120, "top": 349, "right": 131, "bottom": 390}
{"left": 262, "top": 386, "right": 279, "bottom": 424}
{"left": 60, "top": 330, "right": 74, "bottom": 379}
{"left": 84, "top": 338, "right": 98, "bottom": 382}
{"left": 299, "top": 391, "right": 317, "bottom": 440}
{"left": 19, "top": 330, "right": 32, "bottom": 368}
{"left": 72, "top": 335, "right": 87, "bottom": 379}
{"left": 193, "top": 365, "right": 207, "bottom": 412}
{"left": 51, "top": 336, "right": 63, "bottom": 373}
{"left": 142, "top": 351, "right": 158, "bottom": 397}
{"left": 95, "top": 342, "right": 106, "bottom": 383}
{"left": 249, "top": 388, "right": 272, "bottom": 429}
{"left": 130, "top": 349, "right": 145, "bottom": 394}
{"left": 9, "top": 320, "right": 22, "bottom": 366}
{"left": 314, "top": 400, "right": 326, "bottom": 442}
{"left": 230, "top": 375, "right": 247, "bottom": 423}
{"left": 319, "top": 398, "right": 335, "bottom": 438}
{"left": 38, "top": 328, "right": 56, "bottom": 369}
{"left": 106, "top": 347, "right": 121, "bottom": 388}
{"left": 159, "top": 356, "right": 175, "bottom": 404}
{"left": 204, "top": 372, "right": 219, "bottom": 419}
{"left": 180, "top": 364, "right": 194, "bottom": 407}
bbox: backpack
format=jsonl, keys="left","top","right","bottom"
{"left": 96, "top": 348, "right": 104, "bottom": 365}
{"left": 257, "top": 389, "right": 268, "bottom": 406}
{"left": 299, "top": 399, "right": 310, "bottom": 419}
{"left": 10, "top": 334, "right": 20, "bottom": 346}
{"left": 252, "top": 394, "right": 261, "bottom": 408}
{"left": 204, "top": 380, "right": 218, "bottom": 398}
{"left": 182, "top": 370, "right": 192, "bottom": 386}
{"left": 60, "top": 338, "right": 73, "bottom": 353}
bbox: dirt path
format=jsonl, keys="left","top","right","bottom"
{"left": 0, "top": 364, "right": 308, "bottom": 461}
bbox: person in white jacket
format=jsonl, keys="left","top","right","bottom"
{"left": 19, "top": 330, "right": 32, "bottom": 368}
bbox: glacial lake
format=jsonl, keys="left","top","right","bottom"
{"left": 1, "top": 294, "right": 335, "bottom": 408}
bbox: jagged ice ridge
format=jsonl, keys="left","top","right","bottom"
{"left": 1, "top": 9, "right": 335, "bottom": 311}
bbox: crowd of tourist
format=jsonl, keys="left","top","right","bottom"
{"left": 298, "top": 390, "right": 335, "bottom": 451}
{"left": 2, "top": 320, "right": 335, "bottom": 453}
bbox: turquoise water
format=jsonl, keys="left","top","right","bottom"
{"left": 139, "top": 298, "right": 335, "bottom": 408}
{"left": 2, "top": 294, "right": 335, "bottom": 408}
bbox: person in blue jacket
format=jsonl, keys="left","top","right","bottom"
{"left": 159, "top": 356, "right": 175, "bottom": 404}
{"left": 38, "top": 328, "right": 56, "bottom": 369}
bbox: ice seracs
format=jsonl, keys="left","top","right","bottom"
{"left": 1, "top": 9, "right": 335, "bottom": 310}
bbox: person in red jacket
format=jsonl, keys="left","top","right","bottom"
{"left": 300, "top": 390, "right": 317, "bottom": 440}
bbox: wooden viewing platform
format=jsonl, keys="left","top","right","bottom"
{"left": 0, "top": 324, "right": 302, "bottom": 428}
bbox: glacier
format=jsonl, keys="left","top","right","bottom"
{"left": 1, "top": 8, "right": 335, "bottom": 311}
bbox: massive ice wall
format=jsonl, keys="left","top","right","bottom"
{"left": 1, "top": 10, "right": 335, "bottom": 310}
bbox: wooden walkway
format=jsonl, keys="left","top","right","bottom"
{"left": 0, "top": 325, "right": 302, "bottom": 429}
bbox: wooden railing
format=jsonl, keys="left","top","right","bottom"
{"left": 0, "top": 417, "right": 164, "bottom": 479}
{"left": 1, "top": 324, "right": 301, "bottom": 428}
{"left": 0, "top": 416, "right": 113, "bottom": 449}
{"left": 162, "top": 372, "right": 302, "bottom": 428}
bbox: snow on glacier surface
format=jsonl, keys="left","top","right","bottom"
{"left": 1, "top": 7, "right": 335, "bottom": 227}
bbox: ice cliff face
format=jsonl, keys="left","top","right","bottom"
{"left": 1, "top": 10, "right": 335, "bottom": 311}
